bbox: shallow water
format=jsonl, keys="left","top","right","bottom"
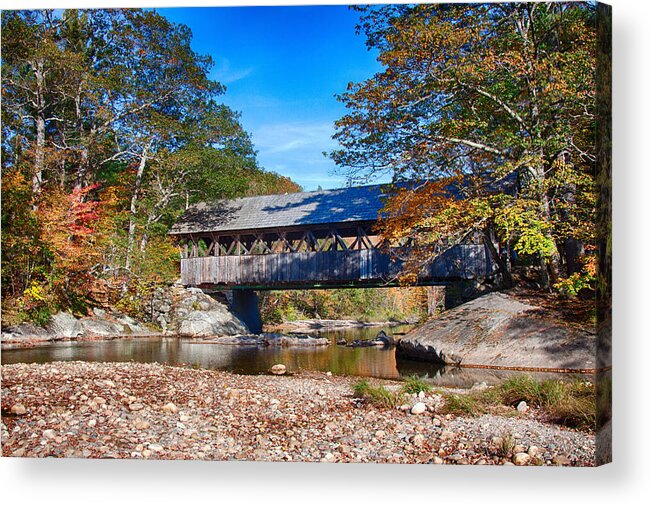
{"left": 1, "top": 325, "right": 587, "bottom": 387}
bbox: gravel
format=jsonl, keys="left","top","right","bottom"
{"left": 1, "top": 361, "right": 595, "bottom": 465}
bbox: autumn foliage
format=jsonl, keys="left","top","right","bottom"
{"left": 1, "top": 9, "right": 300, "bottom": 324}
{"left": 333, "top": 2, "right": 601, "bottom": 291}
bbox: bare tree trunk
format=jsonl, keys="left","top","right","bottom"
{"left": 32, "top": 59, "right": 46, "bottom": 207}
{"left": 140, "top": 233, "right": 149, "bottom": 253}
{"left": 74, "top": 82, "right": 90, "bottom": 190}
{"left": 125, "top": 142, "right": 151, "bottom": 271}
{"left": 482, "top": 225, "right": 513, "bottom": 288}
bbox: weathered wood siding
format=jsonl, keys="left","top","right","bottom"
{"left": 180, "top": 245, "right": 493, "bottom": 288}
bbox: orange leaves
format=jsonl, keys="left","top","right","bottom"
{"left": 36, "top": 184, "right": 109, "bottom": 303}
{"left": 39, "top": 184, "right": 102, "bottom": 248}
{"left": 378, "top": 178, "right": 461, "bottom": 242}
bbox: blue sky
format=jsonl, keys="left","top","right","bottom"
{"left": 159, "top": 5, "right": 384, "bottom": 191}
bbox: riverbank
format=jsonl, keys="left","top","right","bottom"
{"left": 1, "top": 361, "right": 595, "bottom": 465}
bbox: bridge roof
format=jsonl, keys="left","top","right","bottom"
{"left": 169, "top": 184, "right": 391, "bottom": 236}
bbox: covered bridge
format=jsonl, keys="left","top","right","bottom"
{"left": 168, "top": 184, "right": 495, "bottom": 290}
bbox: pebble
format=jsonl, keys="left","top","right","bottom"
{"left": 528, "top": 445, "right": 540, "bottom": 457}
{"left": 412, "top": 434, "right": 425, "bottom": 447}
{"left": 410, "top": 402, "right": 427, "bottom": 415}
{"left": 162, "top": 402, "right": 178, "bottom": 413}
{"left": 271, "top": 364, "right": 286, "bottom": 375}
{"left": 517, "top": 401, "right": 529, "bottom": 413}
{"left": 10, "top": 404, "right": 27, "bottom": 415}
{"left": 552, "top": 455, "right": 572, "bottom": 466}
{"left": 0, "top": 361, "right": 596, "bottom": 466}
{"left": 513, "top": 452, "right": 531, "bottom": 465}
{"left": 133, "top": 419, "right": 150, "bottom": 430}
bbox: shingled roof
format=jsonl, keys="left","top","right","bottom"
{"left": 168, "top": 184, "right": 391, "bottom": 236}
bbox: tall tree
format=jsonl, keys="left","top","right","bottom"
{"left": 2, "top": 8, "right": 300, "bottom": 321}
{"left": 332, "top": 2, "right": 598, "bottom": 288}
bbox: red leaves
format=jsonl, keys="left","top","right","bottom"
{"left": 67, "top": 184, "right": 103, "bottom": 238}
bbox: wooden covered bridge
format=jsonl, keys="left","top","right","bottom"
{"left": 169, "top": 184, "right": 495, "bottom": 331}
{"left": 169, "top": 184, "right": 495, "bottom": 288}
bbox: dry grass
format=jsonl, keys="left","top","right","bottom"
{"left": 436, "top": 375, "right": 596, "bottom": 430}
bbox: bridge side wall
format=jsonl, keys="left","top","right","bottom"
{"left": 180, "top": 245, "right": 493, "bottom": 288}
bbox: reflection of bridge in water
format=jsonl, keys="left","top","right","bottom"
{"left": 169, "top": 184, "right": 496, "bottom": 331}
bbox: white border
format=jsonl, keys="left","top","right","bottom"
{"left": 1, "top": 1, "right": 650, "bottom": 504}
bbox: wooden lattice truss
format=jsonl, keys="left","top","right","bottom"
{"left": 180, "top": 223, "right": 386, "bottom": 258}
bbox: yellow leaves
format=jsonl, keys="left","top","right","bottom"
{"left": 23, "top": 281, "right": 46, "bottom": 303}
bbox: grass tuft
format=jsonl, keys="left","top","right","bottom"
{"left": 352, "top": 380, "right": 404, "bottom": 409}
{"left": 434, "top": 375, "right": 595, "bottom": 430}
{"left": 497, "top": 431, "right": 515, "bottom": 458}
{"left": 401, "top": 375, "right": 432, "bottom": 395}
{"left": 498, "top": 375, "right": 595, "bottom": 429}
{"left": 440, "top": 393, "right": 481, "bottom": 416}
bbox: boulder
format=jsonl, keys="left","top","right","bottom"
{"left": 1, "top": 322, "right": 51, "bottom": 342}
{"left": 177, "top": 310, "right": 247, "bottom": 336}
{"left": 271, "top": 364, "right": 287, "bottom": 375}
{"left": 170, "top": 287, "right": 248, "bottom": 337}
{"left": 374, "top": 330, "right": 395, "bottom": 347}
{"left": 48, "top": 312, "right": 83, "bottom": 338}
{"left": 80, "top": 319, "right": 124, "bottom": 337}
{"left": 396, "top": 291, "right": 596, "bottom": 369}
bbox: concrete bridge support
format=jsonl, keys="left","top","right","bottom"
{"left": 231, "top": 289, "right": 262, "bottom": 334}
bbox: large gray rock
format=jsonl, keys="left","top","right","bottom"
{"left": 178, "top": 309, "right": 247, "bottom": 336}
{"left": 2, "top": 322, "right": 51, "bottom": 342}
{"left": 48, "top": 312, "right": 83, "bottom": 338}
{"left": 170, "top": 287, "right": 248, "bottom": 336}
{"left": 80, "top": 319, "right": 124, "bottom": 337}
{"left": 396, "top": 291, "right": 596, "bottom": 370}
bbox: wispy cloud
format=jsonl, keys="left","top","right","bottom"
{"left": 212, "top": 58, "right": 254, "bottom": 84}
{"left": 254, "top": 121, "right": 337, "bottom": 154}
{"left": 251, "top": 120, "right": 344, "bottom": 190}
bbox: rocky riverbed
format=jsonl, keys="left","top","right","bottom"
{"left": 1, "top": 361, "right": 594, "bottom": 465}
{"left": 267, "top": 318, "right": 417, "bottom": 334}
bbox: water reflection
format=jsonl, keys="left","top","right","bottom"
{"left": 1, "top": 325, "right": 589, "bottom": 387}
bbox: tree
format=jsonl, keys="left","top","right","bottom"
{"left": 332, "top": 2, "right": 598, "bottom": 289}
{"left": 2, "top": 9, "right": 301, "bottom": 322}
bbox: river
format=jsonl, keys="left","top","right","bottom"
{"left": 1, "top": 325, "right": 580, "bottom": 387}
